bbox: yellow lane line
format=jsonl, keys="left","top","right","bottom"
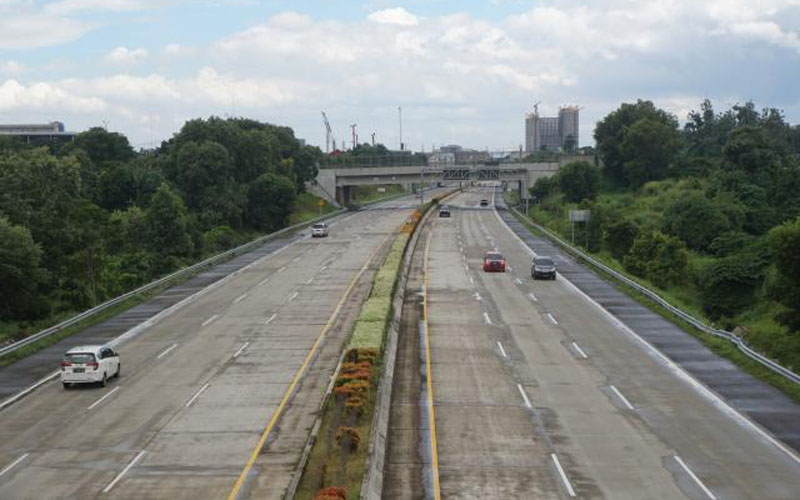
{"left": 227, "top": 238, "right": 387, "bottom": 500}
{"left": 423, "top": 232, "right": 442, "bottom": 500}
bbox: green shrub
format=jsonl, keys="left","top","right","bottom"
{"left": 358, "top": 296, "right": 391, "bottom": 323}
{"left": 349, "top": 321, "right": 384, "bottom": 349}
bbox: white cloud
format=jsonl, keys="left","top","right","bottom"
{"left": 0, "top": 79, "right": 106, "bottom": 112}
{"left": 105, "top": 46, "right": 149, "bottom": 65}
{"left": 0, "top": 60, "right": 26, "bottom": 76}
{"left": 162, "top": 43, "right": 183, "bottom": 56}
{"left": 368, "top": 7, "right": 419, "bottom": 26}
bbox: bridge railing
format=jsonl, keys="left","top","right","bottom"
{"left": 318, "top": 154, "right": 428, "bottom": 168}
{"left": 318, "top": 151, "right": 596, "bottom": 169}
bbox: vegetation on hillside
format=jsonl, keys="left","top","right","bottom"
{"left": 0, "top": 117, "right": 324, "bottom": 339}
{"left": 527, "top": 99, "right": 800, "bottom": 371}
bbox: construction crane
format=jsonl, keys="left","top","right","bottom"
{"left": 532, "top": 100, "right": 541, "bottom": 115}
{"left": 321, "top": 111, "right": 337, "bottom": 153}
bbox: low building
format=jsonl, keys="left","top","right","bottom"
{"left": 0, "top": 121, "right": 77, "bottom": 145}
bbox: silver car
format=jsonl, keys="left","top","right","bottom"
{"left": 531, "top": 256, "right": 557, "bottom": 280}
{"left": 311, "top": 223, "right": 329, "bottom": 237}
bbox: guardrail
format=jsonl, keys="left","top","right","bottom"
{"left": 508, "top": 205, "right": 800, "bottom": 385}
{"left": 0, "top": 208, "right": 348, "bottom": 359}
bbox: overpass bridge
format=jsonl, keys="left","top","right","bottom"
{"left": 314, "top": 156, "right": 587, "bottom": 205}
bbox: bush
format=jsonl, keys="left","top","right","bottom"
{"left": 349, "top": 321, "right": 385, "bottom": 349}
{"left": 624, "top": 230, "right": 689, "bottom": 287}
{"left": 358, "top": 296, "right": 391, "bottom": 323}
{"left": 605, "top": 219, "right": 639, "bottom": 260}
{"left": 335, "top": 427, "right": 361, "bottom": 452}
{"left": 662, "top": 191, "right": 731, "bottom": 252}
{"left": 697, "top": 249, "right": 767, "bottom": 319}
{"left": 557, "top": 161, "right": 601, "bottom": 202}
{"left": 313, "top": 486, "right": 347, "bottom": 500}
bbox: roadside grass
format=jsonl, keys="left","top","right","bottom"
{"left": 353, "top": 184, "right": 405, "bottom": 204}
{"left": 509, "top": 205, "right": 800, "bottom": 403}
{"left": 290, "top": 192, "right": 339, "bottom": 225}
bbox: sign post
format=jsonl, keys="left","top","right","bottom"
{"left": 568, "top": 210, "right": 591, "bottom": 247}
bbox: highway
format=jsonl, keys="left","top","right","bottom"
{"left": 0, "top": 191, "right": 441, "bottom": 500}
{"left": 384, "top": 186, "right": 800, "bottom": 499}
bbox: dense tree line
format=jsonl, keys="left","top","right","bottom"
{"left": 530, "top": 99, "right": 800, "bottom": 338}
{"left": 0, "top": 117, "right": 322, "bottom": 323}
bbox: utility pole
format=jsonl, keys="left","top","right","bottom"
{"left": 398, "top": 106, "right": 403, "bottom": 151}
{"left": 371, "top": 132, "right": 375, "bottom": 146}
{"left": 350, "top": 124, "right": 357, "bottom": 150}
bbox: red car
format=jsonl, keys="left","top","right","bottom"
{"left": 483, "top": 251, "right": 506, "bottom": 272}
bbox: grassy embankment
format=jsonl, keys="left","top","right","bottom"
{"left": 510, "top": 184, "right": 800, "bottom": 401}
{"left": 352, "top": 184, "right": 405, "bottom": 204}
{"left": 0, "top": 192, "right": 342, "bottom": 363}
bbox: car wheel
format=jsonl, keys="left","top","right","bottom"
{"left": 116, "top": 364, "right": 121, "bottom": 378}
{"left": 100, "top": 373, "right": 107, "bottom": 387}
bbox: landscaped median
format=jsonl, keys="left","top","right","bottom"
{"left": 295, "top": 191, "right": 456, "bottom": 500}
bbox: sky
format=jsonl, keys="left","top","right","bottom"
{"left": 1, "top": 0, "right": 799, "bottom": 151}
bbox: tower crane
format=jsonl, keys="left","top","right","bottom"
{"left": 321, "top": 111, "right": 337, "bottom": 153}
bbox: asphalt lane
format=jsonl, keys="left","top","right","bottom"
{"left": 0, "top": 192, "right": 439, "bottom": 499}
{"left": 418, "top": 186, "right": 800, "bottom": 499}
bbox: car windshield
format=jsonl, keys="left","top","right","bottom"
{"left": 312, "top": 224, "right": 326, "bottom": 229}
{"left": 487, "top": 253, "right": 503, "bottom": 261}
{"left": 536, "top": 258, "right": 554, "bottom": 266}
{"left": 65, "top": 353, "right": 95, "bottom": 364}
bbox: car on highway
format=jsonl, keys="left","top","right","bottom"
{"left": 311, "top": 222, "right": 329, "bottom": 237}
{"left": 438, "top": 205, "right": 451, "bottom": 217}
{"left": 479, "top": 199, "right": 489, "bottom": 207}
{"left": 60, "top": 345, "right": 120, "bottom": 388}
{"left": 483, "top": 251, "right": 506, "bottom": 272}
{"left": 531, "top": 256, "right": 557, "bottom": 280}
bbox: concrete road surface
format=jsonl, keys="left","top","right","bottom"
{"left": 385, "top": 186, "right": 800, "bottom": 499}
{"left": 0, "top": 192, "right": 442, "bottom": 500}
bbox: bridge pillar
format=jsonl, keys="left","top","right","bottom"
{"left": 336, "top": 185, "right": 353, "bottom": 205}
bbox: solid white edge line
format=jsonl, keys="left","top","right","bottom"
{"left": 201, "top": 314, "right": 218, "bottom": 327}
{"left": 571, "top": 342, "right": 589, "bottom": 359}
{"left": 551, "top": 453, "right": 577, "bottom": 497}
{"left": 102, "top": 450, "right": 145, "bottom": 493}
{"left": 233, "top": 293, "right": 248, "bottom": 304}
{"left": 233, "top": 342, "right": 250, "bottom": 359}
{"left": 0, "top": 371, "right": 59, "bottom": 411}
{"left": 494, "top": 204, "right": 800, "bottom": 466}
{"left": 528, "top": 292, "right": 538, "bottom": 302}
{"left": 674, "top": 455, "right": 718, "bottom": 500}
{"left": 185, "top": 383, "right": 210, "bottom": 408}
{"left": 289, "top": 291, "right": 299, "bottom": 302}
{"left": 517, "top": 383, "right": 532, "bottom": 408}
{"left": 0, "top": 453, "right": 29, "bottom": 477}
{"left": 497, "top": 342, "right": 508, "bottom": 358}
{"left": 547, "top": 313, "right": 558, "bottom": 325}
{"left": 87, "top": 386, "right": 120, "bottom": 410}
{"left": 264, "top": 313, "right": 277, "bottom": 325}
{"left": 483, "top": 312, "right": 492, "bottom": 325}
{"left": 156, "top": 343, "right": 178, "bottom": 359}
{"left": 610, "top": 385, "right": 635, "bottom": 410}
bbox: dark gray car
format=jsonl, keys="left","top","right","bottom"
{"left": 531, "top": 256, "right": 556, "bottom": 280}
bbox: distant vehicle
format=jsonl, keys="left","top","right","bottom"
{"left": 311, "top": 223, "right": 329, "bottom": 237}
{"left": 483, "top": 251, "right": 506, "bottom": 272}
{"left": 61, "top": 345, "right": 120, "bottom": 388}
{"left": 531, "top": 256, "right": 557, "bottom": 280}
{"left": 438, "top": 205, "right": 451, "bottom": 217}
{"left": 479, "top": 199, "right": 489, "bottom": 207}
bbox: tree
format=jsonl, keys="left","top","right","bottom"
{"left": 145, "top": 183, "right": 193, "bottom": 258}
{"left": 557, "top": 161, "right": 600, "bottom": 202}
{"left": 246, "top": 173, "right": 297, "bottom": 231}
{"left": 697, "top": 240, "right": 769, "bottom": 320}
{"left": 662, "top": 192, "right": 731, "bottom": 252}
{"left": 69, "top": 127, "right": 135, "bottom": 165}
{"left": 620, "top": 118, "right": 683, "bottom": 187}
{"left": 623, "top": 230, "right": 688, "bottom": 287}
{"left": 0, "top": 216, "right": 50, "bottom": 320}
{"left": 594, "top": 100, "right": 679, "bottom": 187}
{"left": 605, "top": 219, "right": 640, "bottom": 260}
{"left": 766, "top": 218, "right": 800, "bottom": 331}
{"left": 529, "top": 176, "right": 554, "bottom": 201}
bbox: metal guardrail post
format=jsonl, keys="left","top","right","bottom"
{"left": 509, "top": 206, "right": 800, "bottom": 385}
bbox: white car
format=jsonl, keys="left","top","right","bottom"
{"left": 60, "top": 345, "right": 120, "bottom": 388}
{"left": 311, "top": 223, "right": 329, "bottom": 237}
